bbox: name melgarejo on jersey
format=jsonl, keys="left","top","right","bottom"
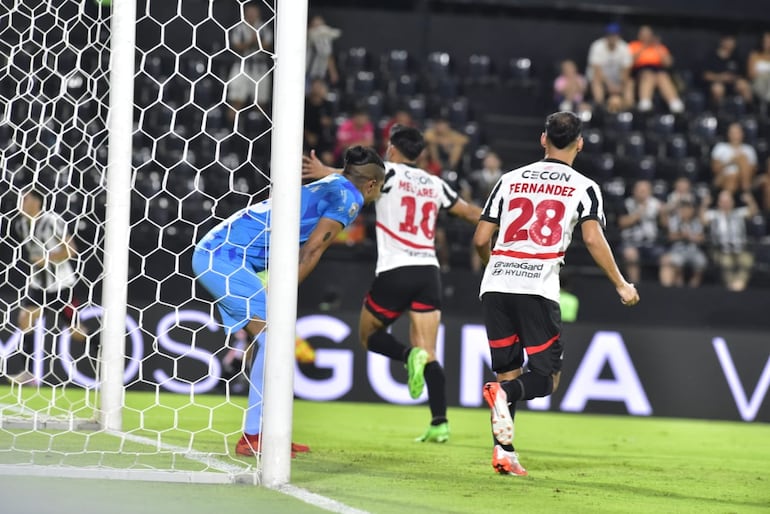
{"left": 398, "top": 180, "right": 438, "bottom": 198}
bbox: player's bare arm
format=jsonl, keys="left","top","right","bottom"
{"left": 302, "top": 149, "right": 340, "bottom": 180}
{"left": 298, "top": 217, "right": 344, "bottom": 284}
{"left": 472, "top": 220, "right": 498, "bottom": 267}
{"left": 581, "top": 219, "right": 639, "bottom": 306}
{"left": 448, "top": 198, "right": 482, "bottom": 225}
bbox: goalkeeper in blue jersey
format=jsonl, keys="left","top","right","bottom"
{"left": 192, "top": 146, "right": 385, "bottom": 457}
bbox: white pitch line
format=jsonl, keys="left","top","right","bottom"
{"left": 273, "top": 484, "right": 371, "bottom": 514}
{"left": 1, "top": 402, "right": 370, "bottom": 513}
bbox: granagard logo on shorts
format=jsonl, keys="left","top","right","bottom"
{"left": 492, "top": 261, "right": 544, "bottom": 277}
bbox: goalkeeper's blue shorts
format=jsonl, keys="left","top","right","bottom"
{"left": 192, "top": 247, "right": 267, "bottom": 334}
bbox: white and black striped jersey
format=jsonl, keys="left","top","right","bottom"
{"left": 479, "top": 158, "right": 605, "bottom": 303}
{"left": 12, "top": 212, "right": 77, "bottom": 292}
{"left": 374, "top": 162, "right": 459, "bottom": 274}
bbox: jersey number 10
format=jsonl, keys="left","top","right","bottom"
{"left": 399, "top": 196, "right": 438, "bottom": 239}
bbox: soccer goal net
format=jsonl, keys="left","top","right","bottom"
{"left": 0, "top": 0, "right": 303, "bottom": 485}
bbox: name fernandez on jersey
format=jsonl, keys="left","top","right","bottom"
{"left": 480, "top": 158, "right": 605, "bottom": 303}
{"left": 509, "top": 182, "right": 576, "bottom": 197}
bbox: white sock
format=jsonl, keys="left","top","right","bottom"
{"left": 638, "top": 99, "right": 653, "bottom": 112}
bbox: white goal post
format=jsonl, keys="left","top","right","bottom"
{"left": 0, "top": 0, "right": 307, "bottom": 487}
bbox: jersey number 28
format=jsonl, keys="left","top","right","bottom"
{"left": 503, "top": 198, "right": 565, "bottom": 246}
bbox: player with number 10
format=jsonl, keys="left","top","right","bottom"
{"left": 473, "top": 111, "right": 639, "bottom": 476}
{"left": 304, "top": 126, "right": 481, "bottom": 442}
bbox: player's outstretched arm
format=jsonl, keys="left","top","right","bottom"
{"left": 302, "top": 150, "right": 341, "bottom": 180}
{"left": 581, "top": 219, "right": 639, "bottom": 306}
{"left": 448, "top": 198, "right": 483, "bottom": 225}
{"left": 298, "top": 217, "right": 344, "bottom": 284}
{"left": 472, "top": 220, "right": 497, "bottom": 267}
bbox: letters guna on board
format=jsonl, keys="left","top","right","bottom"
{"left": 1, "top": 310, "right": 767, "bottom": 421}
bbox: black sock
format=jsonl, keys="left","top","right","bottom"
{"left": 501, "top": 378, "right": 523, "bottom": 402}
{"left": 367, "top": 329, "right": 409, "bottom": 362}
{"left": 504, "top": 372, "right": 553, "bottom": 401}
{"left": 424, "top": 361, "right": 447, "bottom": 425}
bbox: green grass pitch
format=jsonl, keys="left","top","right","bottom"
{"left": 0, "top": 387, "right": 768, "bottom": 513}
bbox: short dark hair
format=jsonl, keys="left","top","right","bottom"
{"left": 342, "top": 146, "right": 385, "bottom": 183}
{"left": 389, "top": 125, "right": 425, "bottom": 161}
{"left": 545, "top": 111, "right": 582, "bottom": 149}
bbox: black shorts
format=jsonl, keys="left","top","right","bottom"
{"left": 482, "top": 292, "right": 563, "bottom": 376}
{"left": 364, "top": 265, "right": 442, "bottom": 326}
{"left": 22, "top": 288, "right": 77, "bottom": 324}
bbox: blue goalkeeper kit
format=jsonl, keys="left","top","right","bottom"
{"left": 192, "top": 173, "right": 363, "bottom": 332}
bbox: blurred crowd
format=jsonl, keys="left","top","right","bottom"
{"left": 291, "top": 16, "right": 770, "bottom": 290}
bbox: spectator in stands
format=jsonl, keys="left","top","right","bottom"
{"left": 618, "top": 179, "right": 665, "bottom": 284}
{"left": 553, "top": 59, "right": 588, "bottom": 112}
{"left": 711, "top": 122, "right": 758, "bottom": 194}
{"left": 381, "top": 107, "right": 416, "bottom": 154}
{"left": 424, "top": 117, "right": 469, "bottom": 175}
{"left": 661, "top": 176, "right": 700, "bottom": 224}
{"left": 304, "top": 79, "right": 336, "bottom": 165}
{"left": 306, "top": 15, "right": 340, "bottom": 86}
{"left": 226, "top": 2, "right": 273, "bottom": 120}
{"left": 701, "top": 34, "right": 753, "bottom": 110}
{"left": 747, "top": 31, "right": 770, "bottom": 105}
{"left": 660, "top": 199, "right": 708, "bottom": 288}
{"left": 586, "top": 23, "right": 634, "bottom": 111}
{"left": 335, "top": 106, "right": 375, "bottom": 164}
{"left": 465, "top": 151, "right": 504, "bottom": 204}
{"left": 628, "top": 26, "right": 684, "bottom": 113}
{"left": 703, "top": 190, "right": 759, "bottom": 291}
{"left": 466, "top": 152, "right": 505, "bottom": 272}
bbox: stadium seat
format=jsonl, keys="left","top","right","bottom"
{"left": 465, "top": 54, "right": 497, "bottom": 85}
{"left": 391, "top": 73, "right": 418, "bottom": 97}
{"left": 719, "top": 95, "right": 746, "bottom": 120}
{"left": 647, "top": 113, "right": 676, "bottom": 136}
{"left": 435, "top": 75, "right": 459, "bottom": 100}
{"left": 620, "top": 131, "right": 645, "bottom": 158}
{"left": 665, "top": 134, "right": 688, "bottom": 160}
{"left": 652, "top": 179, "right": 669, "bottom": 200}
{"left": 463, "top": 122, "right": 482, "bottom": 154}
{"left": 637, "top": 155, "right": 657, "bottom": 181}
{"left": 381, "top": 49, "right": 410, "bottom": 77}
{"left": 342, "top": 47, "right": 369, "bottom": 75}
{"left": 349, "top": 71, "right": 376, "bottom": 96}
{"left": 607, "top": 111, "right": 635, "bottom": 135}
{"left": 427, "top": 51, "right": 452, "bottom": 77}
{"left": 449, "top": 97, "right": 470, "bottom": 126}
{"left": 406, "top": 96, "right": 427, "bottom": 123}
{"left": 582, "top": 128, "right": 604, "bottom": 154}
{"left": 192, "top": 77, "right": 218, "bottom": 110}
{"left": 684, "top": 90, "right": 706, "bottom": 115}
{"left": 365, "top": 93, "right": 384, "bottom": 122}
{"left": 740, "top": 116, "right": 759, "bottom": 144}
{"left": 508, "top": 57, "right": 532, "bottom": 81}
{"left": 690, "top": 113, "right": 718, "bottom": 144}
{"left": 589, "top": 153, "right": 615, "bottom": 182}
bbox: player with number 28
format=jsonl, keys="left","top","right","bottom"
{"left": 473, "top": 111, "right": 639, "bottom": 476}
